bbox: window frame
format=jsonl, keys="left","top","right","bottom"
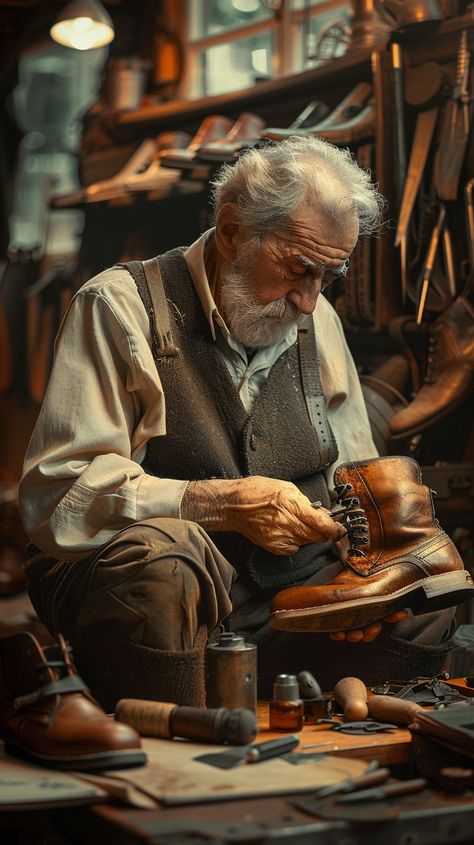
{"left": 174, "top": 0, "right": 351, "bottom": 100}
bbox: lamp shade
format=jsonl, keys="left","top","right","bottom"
{"left": 50, "top": 0, "right": 114, "bottom": 51}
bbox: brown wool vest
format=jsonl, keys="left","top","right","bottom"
{"left": 122, "top": 248, "right": 338, "bottom": 589}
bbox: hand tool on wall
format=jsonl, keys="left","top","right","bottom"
{"left": 395, "top": 107, "right": 439, "bottom": 304}
{"left": 434, "top": 30, "right": 471, "bottom": 201}
{"left": 391, "top": 41, "right": 407, "bottom": 213}
{"left": 115, "top": 699, "right": 258, "bottom": 745}
{"left": 416, "top": 202, "right": 446, "bottom": 324}
{"left": 194, "top": 736, "right": 299, "bottom": 769}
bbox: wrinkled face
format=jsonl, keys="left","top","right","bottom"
{"left": 219, "top": 204, "right": 358, "bottom": 348}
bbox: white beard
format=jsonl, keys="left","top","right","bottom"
{"left": 219, "top": 245, "right": 305, "bottom": 348}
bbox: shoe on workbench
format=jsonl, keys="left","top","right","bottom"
{"left": 0, "top": 632, "right": 146, "bottom": 771}
{"left": 269, "top": 456, "right": 474, "bottom": 633}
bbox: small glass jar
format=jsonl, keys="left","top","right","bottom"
{"left": 269, "top": 673, "right": 304, "bottom": 732}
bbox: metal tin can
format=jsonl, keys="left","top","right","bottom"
{"left": 205, "top": 632, "right": 257, "bottom": 713}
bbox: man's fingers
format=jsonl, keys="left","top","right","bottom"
{"left": 383, "top": 611, "right": 408, "bottom": 623}
{"left": 361, "top": 622, "right": 383, "bottom": 642}
{"left": 346, "top": 629, "right": 364, "bottom": 643}
{"left": 300, "top": 505, "right": 347, "bottom": 542}
{"left": 329, "top": 613, "right": 408, "bottom": 644}
{"left": 329, "top": 631, "right": 346, "bottom": 641}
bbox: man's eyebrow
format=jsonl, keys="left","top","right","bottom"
{"left": 296, "top": 255, "right": 320, "bottom": 273}
{"left": 297, "top": 254, "right": 350, "bottom": 276}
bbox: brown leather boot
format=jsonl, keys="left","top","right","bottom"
{"left": 269, "top": 456, "right": 474, "bottom": 632}
{"left": 0, "top": 632, "right": 146, "bottom": 770}
{"left": 389, "top": 295, "right": 474, "bottom": 438}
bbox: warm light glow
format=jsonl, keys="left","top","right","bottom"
{"left": 51, "top": 16, "right": 114, "bottom": 50}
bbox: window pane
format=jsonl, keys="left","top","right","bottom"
{"left": 189, "top": 0, "right": 273, "bottom": 40}
{"left": 192, "top": 30, "right": 274, "bottom": 97}
{"left": 294, "top": 4, "right": 351, "bottom": 70}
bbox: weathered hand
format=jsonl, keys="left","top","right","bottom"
{"left": 329, "top": 611, "right": 408, "bottom": 643}
{"left": 181, "top": 476, "right": 347, "bottom": 555}
{"left": 225, "top": 476, "right": 347, "bottom": 555}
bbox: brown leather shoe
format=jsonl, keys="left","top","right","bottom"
{"left": 389, "top": 294, "right": 474, "bottom": 438}
{"left": 197, "top": 112, "right": 266, "bottom": 161}
{"left": 269, "top": 456, "right": 474, "bottom": 632}
{"left": 160, "top": 115, "right": 233, "bottom": 169}
{"left": 0, "top": 632, "right": 146, "bottom": 771}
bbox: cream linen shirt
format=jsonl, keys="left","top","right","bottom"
{"left": 19, "top": 230, "right": 377, "bottom": 560}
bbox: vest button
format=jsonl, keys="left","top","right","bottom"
{"left": 250, "top": 434, "right": 257, "bottom": 450}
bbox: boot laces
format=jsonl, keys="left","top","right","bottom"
{"left": 36, "top": 642, "right": 74, "bottom": 680}
{"left": 334, "top": 482, "right": 369, "bottom": 557}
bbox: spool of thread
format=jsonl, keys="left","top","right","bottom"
{"left": 115, "top": 699, "right": 258, "bottom": 745}
{"left": 205, "top": 632, "right": 257, "bottom": 713}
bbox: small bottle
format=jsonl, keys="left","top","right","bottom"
{"left": 269, "top": 674, "right": 304, "bottom": 732}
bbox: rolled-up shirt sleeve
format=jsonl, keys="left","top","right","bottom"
{"left": 19, "top": 269, "right": 188, "bottom": 560}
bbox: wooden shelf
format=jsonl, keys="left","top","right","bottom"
{"left": 114, "top": 48, "right": 373, "bottom": 131}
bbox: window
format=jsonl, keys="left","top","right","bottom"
{"left": 183, "top": 0, "right": 351, "bottom": 99}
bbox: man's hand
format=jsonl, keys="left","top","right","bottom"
{"left": 329, "top": 611, "right": 408, "bottom": 643}
{"left": 181, "top": 476, "right": 347, "bottom": 555}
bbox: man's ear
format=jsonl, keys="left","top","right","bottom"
{"left": 215, "top": 203, "right": 245, "bottom": 260}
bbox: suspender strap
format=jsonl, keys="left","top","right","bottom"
{"left": 141, "top": 257, "right": 179, "bottom": 357}
{"left": 298, "top": 315, "right": 332, "bottom": 468}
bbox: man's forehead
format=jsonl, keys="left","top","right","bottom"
{"left": 272, "top": 209, "right": 358, "bottom": 258}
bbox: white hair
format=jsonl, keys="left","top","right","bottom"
{"left": 211, "top": 135, "right": 385, "bottom": 238}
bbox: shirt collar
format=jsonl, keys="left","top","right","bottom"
{"left": 183, "top": 228, "right": 221, "bottom": 341}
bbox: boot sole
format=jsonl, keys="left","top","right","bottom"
{"left": 269, "top": 570, "right": 474, "bottom": 633}
{"left": 4, "top": 739, "right": 147, "bottom": 772}
{"left": 390, "top": 385, "right": 473, "bottom": 440}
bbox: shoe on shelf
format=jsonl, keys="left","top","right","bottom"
{"left": 54, "top": 131, "right": 190, "bottom": 206}
{"left": 197, "top": 112, "right": 266, "bottom": 161}
{"left": 0, "top": 499, "right": 28, "bottom": 597}
{"left": 124, "top": 131, "right": 192, "bottom": 192}
{"left": 262, "top": 82, "right": 372, "bottom": 141}
{"left": 0, "top": 632, "right": 146, "bottom": 771}
{"left": 389, "top": 294, "right": 474, "bottom": 439}
{"left": 315, "top": 99, "right": 375, "bottom": 145}
{"left": 160, "top": 115, "right": 234, "bottom": 169}
{"left": 269, "top": 456, "right": 474, "bottom": 633}
{"left": 262, "top": 99, "right": 330, "bottom": 141}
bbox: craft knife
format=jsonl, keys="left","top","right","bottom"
{"left": 194, "top": 735, "right": 299, "bottom": 769}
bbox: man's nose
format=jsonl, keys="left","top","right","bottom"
{"left": 286, "top": 277, "right": 320, "bottom": 314}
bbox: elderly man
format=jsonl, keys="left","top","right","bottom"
{"left": 19, "top": 136, "right": 455, "bottom": 709}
